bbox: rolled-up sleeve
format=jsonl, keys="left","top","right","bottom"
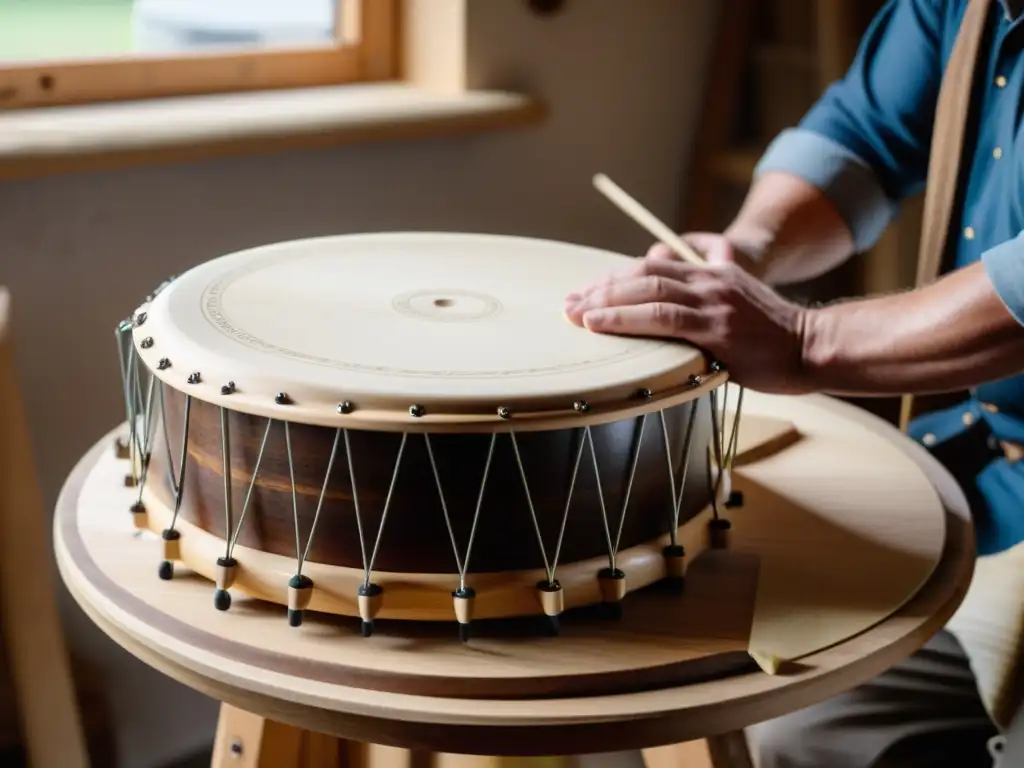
{"left": 755, "top": 129, "right": 898, "bottom": 253}
{"left": 753, "top": 0, "right": 945, "bottom": 253}
{"left": 982, "top": 233, "right": 1024, "bottom": 326}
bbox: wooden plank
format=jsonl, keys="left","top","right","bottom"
{"left": 0, "top": 287, "right": 89, "bottom": 768}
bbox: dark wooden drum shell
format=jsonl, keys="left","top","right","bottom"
{"left": 156, "top": 389, "right": 714, "bottom": 575}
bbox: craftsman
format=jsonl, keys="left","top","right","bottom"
{"left": 565, "top": 0, "right": 1024, "bottom": 765}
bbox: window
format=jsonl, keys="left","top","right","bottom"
{"left": 0, "top": 0, "right": 397, "bottom": 110}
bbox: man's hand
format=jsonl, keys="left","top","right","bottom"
{"left": 563, "top": 246, "right": 812, "bottom": 394}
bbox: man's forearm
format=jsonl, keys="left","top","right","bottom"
{"left": 801, "top": 261, "right": 1024, "bottom": 395}
{"left": 724, "top": 171, "right": 857, "bottom": 285}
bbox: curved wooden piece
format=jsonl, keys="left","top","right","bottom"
{"left": 53, "top": 393, "right": 973, "bottom": 756}
{"left": 0, "top": 287, "right": 90, "bottom": 768}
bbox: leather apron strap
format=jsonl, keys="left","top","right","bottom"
{"left": 899, "top": 0, "right": 991, "bottom": 432}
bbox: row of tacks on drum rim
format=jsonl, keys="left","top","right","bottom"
{"left": 129, "top": 306, "right": 728, "bottom": 422}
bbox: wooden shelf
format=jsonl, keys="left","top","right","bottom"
{"left": 0, "top": 83, "right": 545, "bottom": 180}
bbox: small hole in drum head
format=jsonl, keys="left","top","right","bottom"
{"left": 433, "top": 298, "right": 454, "bottom": 308}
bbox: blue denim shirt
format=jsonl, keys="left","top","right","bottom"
{"left": 755, "top": 0, "right": 1024, "bottom": 555}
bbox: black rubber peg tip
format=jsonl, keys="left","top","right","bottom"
{"left": 157, "top": 560, "right": 173, "bottom": 581}
{"left": 288, "top": 609, "right": 303, "bottom": 628}
{"left": 213, "top": 589, "right": 231, "bottom": 612}
{"left": 544, "top": 614, "right": 560, "bottom": 637}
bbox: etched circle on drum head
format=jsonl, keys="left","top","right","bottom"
{"left": 130, "top": 232, "right": 713, "bottom": 430}
{"left": 391, "top": 288, "right": 503, "bottom": 323}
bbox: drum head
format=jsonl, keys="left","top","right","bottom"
{"left": 132, "top": 233, "right": 710, "bottom": 430}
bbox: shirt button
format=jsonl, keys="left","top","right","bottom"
{"left": 996, "top": 75, "right": 1008, "bottom": 88}
{"left": 963, "top": 411, "right": 975, "bottom": 426}
{"left": 984, "top": 403, "right": 999, "bottom": 414}
{"left": 994, "top": 146, "right": 1004, "bottom": 159}
{"left": 923, "top": 433, "right": 937, "bottom": 446}
{"left": 965, "top": 226, "right": 976, "bottom": 240}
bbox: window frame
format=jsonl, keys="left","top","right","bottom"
{"left": 0, "top": 0, "right": 398, "bottom": 111}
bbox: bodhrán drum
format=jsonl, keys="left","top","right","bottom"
{"left": 115, "top": 232, "right": 739, "bottom": 639}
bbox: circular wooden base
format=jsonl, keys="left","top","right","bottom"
{"left": 55, "top": 393, "right": 975, "bottom": 754}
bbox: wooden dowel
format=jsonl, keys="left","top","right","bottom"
{"left": 592, "top": 173, "right": 706, "bottom": 267}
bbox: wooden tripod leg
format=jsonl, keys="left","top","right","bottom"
{"left": 642, "top": 741, "right": 713, "bottom": 768}
{"left": 346, "top": 747, "right": 573, "bottom": 768}
{"left": 430, "top": 758, "right": 571, "bottom": 768}
{"left": 706, "top": 732, "right": 754, "bottom": 768}
{"left": 344, "top": 743, "right": 430, "bottom": 768}
{"left": 212, "top": 704, "right": 306, "bottom": 768}
{"left": 642, "top": 731, "right": 753, "bottom": 768}
{"left": 210, "top": 706, "right": 422, "bottom": 768}
{"left": 211, "top": 707, "right": 577, "bottom": 768}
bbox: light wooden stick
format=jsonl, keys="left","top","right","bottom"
{"left": 592, "top": 173, "right": 706, "bottom": 267}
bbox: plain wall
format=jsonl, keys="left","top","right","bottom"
{"left": 0, "top": 1, "right": 719, "bottom": 765}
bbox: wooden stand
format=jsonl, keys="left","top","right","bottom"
{"left": 210, "top": 703, "right": 758, "bottom": 768}
{"left": 210, "top": 703, "right": 748, "bottom": 768}
{"left": 211, "top": 707, "right": 756, "bottom": 768}
{"left": 54, "top": 392, "right": 975, "bottom": 768}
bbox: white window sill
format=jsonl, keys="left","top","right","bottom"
{"left": 0, "top": 82, "right": 545, "bottom": 179}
